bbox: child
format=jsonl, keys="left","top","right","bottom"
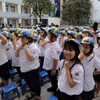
{"left": 2, "top": 31, "right": 14, "bottom": 70}
{"left": 38, "top": 28, "right": 47, "bottom": 70}
{"left": 42, "top": 27, "right": 62, "bottom": 95}
{"left": 79, "top": 37, "right": 100, "bottom": 100}
{"left": 16, "top": 29, "right": 41, "bottom": 100}
{"left": 56, "top": 39, "right": 84, "bottom": 100}
{"left": 67, "top": 31, "right": 77, "bottom": 40}
{"left": 0, "top": 32, "right": 9, "bottom": 87}
{"left": 12, "top": 28, "right": 23, "bottom": 83}
{"left": 93, "top": 33, "right": 100, "bottom": 97}
{"left": 82, "top": 29, "right": 94, "bottom": 37}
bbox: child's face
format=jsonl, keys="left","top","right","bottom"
{"left": 40, "top": 30, "right": 44, "bottom": 37}
{"left": 67, "top": 34, "right": 72, "bottom": 40}
{"left": 64, "top": 46, "right": 75, "bottom": 60}
{"left": 21, "top": 36, "right": 29, "bottom": 46}
{"left": 98, "top": 38, "right": 100, "bottom": 45}
{"left": 48, "top": 33, "right": 52, "bottom": 41}
{"left": 81, "top": 44, "right": 91, "bottom": 55}
{"left": 83, "top": 32, "right": 90, "bottom": 37}
{"left": 77, "top": 38, "right": 82, "bottom": 43}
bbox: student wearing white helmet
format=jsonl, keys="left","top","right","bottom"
{"left": 79, "top": 37, "right": 100, "bottom": 100}
{"left": 16, "top": 29, "right": 41, "bottom": 100}
{"left": 93, "top": 32, "right": 100, "bottom": 97}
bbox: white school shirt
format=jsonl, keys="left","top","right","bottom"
{"left": 12, "top": 39, "right": 22, "bottom": 67}
{"left": 58, "top": 60, "right": 84, "bottom": 95}
{"left": 38, "top": 38, "right": 47, "bottom": 57}
{"left": 5, "top": 40, "right": 14, "bottom": 60}
{"left": 81, "top": 53, "right": 100, "bottom": 91}
{"left": 94, "top": 45, "right": 100, "bottom": 59}
{"left": 19, "top": 43, "right": 40, "bottom": 73}
{"left": 57, "top": 36, "right": 67, "bottom": 48}
{"left": 43, "top": 41, "right": 62, "bottom": 70}
{"left": 0, "top": 40, "right": 8, "bottom": 65}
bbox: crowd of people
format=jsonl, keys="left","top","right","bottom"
{"left": 0, "top": 22, "right": 100, "bottom": 100}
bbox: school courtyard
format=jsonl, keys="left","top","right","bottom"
{"left": 0, "top": 80, "right": 100, "bottom": 100}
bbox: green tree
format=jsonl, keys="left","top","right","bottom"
{"left": 62, "top": 0, "right": 92, "bottom": 25}
{"left": 23, "top": 0, "right": 52, "bottom": 22}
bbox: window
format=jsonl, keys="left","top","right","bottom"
{"left": 6, "top": 5, "right": 8, "bottom": 12}
{"left": 12, "top": 20, "right": 16, "bottom": 28}
{"left": 7, "top": 19, "right": 10, "bottom": 25}
{"left": 25, "top": 20, "right": 28, "bottom": 26}
{"left": 29, "top": 9, "right": 31, "bottom": 14}
{"left": 11, "top": 6, "right": 15, "bottom": 12}
{"left": 24, "top": 8, "right": 27, "bottom": 14}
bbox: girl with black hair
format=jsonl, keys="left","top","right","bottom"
{"left": 93, "top": 33, "right": 100, "bottom": 97}
{"left": 38, "top": 28, "right": 47, "bottom": 70}
{"left": 79, "top": 37, "right": 100, "bottom": 100}
{"left": 56, "top": 39, "right": 84, "bottom": 100}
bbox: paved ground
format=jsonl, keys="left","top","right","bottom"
{"left": 0, "top": 76, "right": 100, "bottom": 100}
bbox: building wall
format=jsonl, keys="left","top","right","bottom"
{"left": 48, "top": 17, "right": 60, "bottom": 25}
{"left": 0, "top": 2, "right": 2, "bottom": 11}
{"left": 0, "top": 0, "right": 22, "bottom": 4}
{"left": 0, "top": 0, "right": 34, "bottom": 27}
{"left": 90, "top": 0, "right": 100, "bottom": 22}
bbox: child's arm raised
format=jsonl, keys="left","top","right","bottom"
{"left": 0, "top": 33, "right": 7, "bottom": 45}
{"left": 65, "top": 61, "right": 77, "bottom": 88}
{"left": 23, "top": 45, "right": 34, "bottom": 61}
{"left": 15, "top": 45, "right": 23, "bottom": 57}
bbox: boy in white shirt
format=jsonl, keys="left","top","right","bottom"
{"left": 2, "top": 31, "right": 14, "bottom": 70}
{"left": 42, "top": 27, "right": 62, "bottom": 95}
{"left": 16, "top": 29, "right": 41, "bottom": 100}
{"left": 0, "top": 32, "right": 9, "bottom": 87}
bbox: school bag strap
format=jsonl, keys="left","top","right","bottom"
{"left": 88, "top": 53, "right": 95, "bottom": 62}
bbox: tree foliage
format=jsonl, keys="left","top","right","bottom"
{"left": 62, "top": 0, "right": 92, "bottom": 25}
{"left": 23, "top": 0, "right": 52, "bottom": 21}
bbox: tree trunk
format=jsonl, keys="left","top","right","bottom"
{"left": 39, "top": 10, "right": 42, "bottom": 22}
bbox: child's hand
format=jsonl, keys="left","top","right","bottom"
{"left": 79, "top": 50, "right": 85, "bottom": 60}
{"left": 6, "top": 48, "right": 9, "bottom": 51}
{"left": 23, "top": 45, "right": 28, "bottom": 50}
{"left": 40, "top": 36, "right": 44, "bottom": 40}
{"left": 18, "top": 45, "right": 23, "bottom": 50}
{"left": 51, "top": 69, "right": 56, "bottom": 76}
{"left": 65, "top": 61, "right": 72, "bottom": 70}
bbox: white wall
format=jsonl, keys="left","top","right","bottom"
{"left": 0, "top": 0, "right": 22, "bottom": 4}
{"left": 90, "top": 0, "right": 100, "bottom": 22}
{"left": 48, "top": 17, "right": 60, "bottom": 25}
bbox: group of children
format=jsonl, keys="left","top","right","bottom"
{"left": 0, "top": 25, "right": 100, "bottom": 100}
